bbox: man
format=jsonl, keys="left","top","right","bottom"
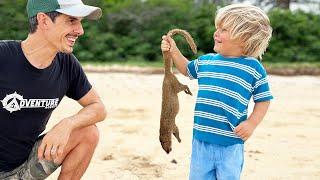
{"left": 0, "top": 0, "right": 106, "bottom": 179}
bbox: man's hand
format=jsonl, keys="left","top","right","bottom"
{"left": 36, "top": 89, "right": 105, "bottom": 164}
{"left": 234, "top": 120, "right": 257, "bottom": 141}
{"left": 38, "top": 118, "right": 74, "bottom": 164}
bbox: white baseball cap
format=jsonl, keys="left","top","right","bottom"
{"left": 27, "top": 0, "right": 102, "bottom": 20}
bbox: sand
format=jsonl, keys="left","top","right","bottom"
{"left": 46, "top": 73, "right": 320, "bottom": 180}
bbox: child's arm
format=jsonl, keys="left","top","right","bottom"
{"left": 161, "top": 35, "right": 189, "bottom": 76}
{"left": 234, "top": 101, "right": 270, "bottom": 141}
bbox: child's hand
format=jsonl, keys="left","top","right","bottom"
{"left": 161, "top": 35, "right": 177, "bottom": 53}
{"left": 234, "top": 120, "right": 257, "bottom": 141}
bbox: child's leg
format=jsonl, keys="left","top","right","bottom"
{"left": 189, "top": 138, "right": 216, "bottom": 180}
{"left": 216, "top": 144, "right": 244, "bottom": 180}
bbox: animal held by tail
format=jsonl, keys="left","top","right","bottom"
{"left": 159, "top": 29, "right": 197, "bottom": 154}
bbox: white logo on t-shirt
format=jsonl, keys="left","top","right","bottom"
{"left": 1, "top": 92, "right": 59, "bottom": 113}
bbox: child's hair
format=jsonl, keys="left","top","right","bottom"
{"left": 215, "top": 4, "right": 272, "bottom": 59}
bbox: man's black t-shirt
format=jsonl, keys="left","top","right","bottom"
{"left": 0, "top": 40, "right": 92, "bottom": 172}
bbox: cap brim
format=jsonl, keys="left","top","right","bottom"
{"left": 56, "top": 4, "right": 102, "bottom": 20}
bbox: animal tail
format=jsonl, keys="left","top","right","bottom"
{"left": 163, "top": 29, "right": 197, "bottom": 74}
{"left": 167, "top": 29, "right": 197, "bottom": 54}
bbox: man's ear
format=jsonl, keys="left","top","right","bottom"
{"left": 36, "top": 13, "right": 52, "bottom": 31}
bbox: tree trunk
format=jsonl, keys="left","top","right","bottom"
{"left": 276, "top": 0, "right": 290, "bottom": 9}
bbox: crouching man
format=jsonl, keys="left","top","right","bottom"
{"left": 0, "top": 0, "right": 106, "bottom": 179}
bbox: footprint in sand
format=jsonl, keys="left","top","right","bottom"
{"left": 113, "top": 108, "right": 146, "bottom": 119}
{"left": 103, "top": 154, "right": 114, "bottom": 161}
{"left": 122, "top": 155, "right": 163, "bottom": 178}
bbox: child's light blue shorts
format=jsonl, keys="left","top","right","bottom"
{"left": 189, "top": 138, "right": 244, "bottom": 180}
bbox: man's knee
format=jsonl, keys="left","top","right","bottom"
{"left": 81, "top": 125, "right": 100, "bottom": 147}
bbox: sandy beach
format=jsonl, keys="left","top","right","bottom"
{"left": 46, "top": 72, "right": 320, "bottom": 180}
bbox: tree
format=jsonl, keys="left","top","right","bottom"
{"left": 276, "top": 0, "right": 291, "bottom": 9}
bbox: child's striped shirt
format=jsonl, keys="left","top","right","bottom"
{"left": 187, "top": 53, "right": 273, "bottom": 145}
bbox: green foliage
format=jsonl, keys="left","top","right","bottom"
{"left": 0, "top": 0, "right": 28, "bottom": 40}
{"left": 0, "top": 0, "right": 319, "bottom": 63}
{"left": 265, "top": 8, "right": 320, "bottom": 62}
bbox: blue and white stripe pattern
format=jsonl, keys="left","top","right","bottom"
{"left": 187, "top": 53, "right": 273, "bottom": 146}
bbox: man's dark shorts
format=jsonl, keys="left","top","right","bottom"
{"left": 0, "top": 137, "right": 60, "bottom": 180}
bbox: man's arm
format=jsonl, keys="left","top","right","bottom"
{"left": 65, "top": 88, "right": 107, "bottom": 130}
{"left": 234, "top": 101, "right": 270, "bottom": 141}
{"left": 161, "top": 35, "right": 189, "bottom": 76}
{"left": 38, "top": 88, "right": 106, "bottom": 161}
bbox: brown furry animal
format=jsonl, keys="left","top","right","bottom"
{"left": 159, "top": 29, "right": 197, "bottom": 154}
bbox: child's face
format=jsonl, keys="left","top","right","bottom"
{"left": 213, "top": 26, "right": 243, "bottom": 57}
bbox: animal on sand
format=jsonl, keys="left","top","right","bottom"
{"left": 159, "top": 29, "right": 197, "bottom": 154}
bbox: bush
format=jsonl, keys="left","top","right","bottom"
{"left": 0, "top": 0, "right": 319, "bottom": 63}
{"left": 266, "top": 8, "right": 320, "bottom": 62}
